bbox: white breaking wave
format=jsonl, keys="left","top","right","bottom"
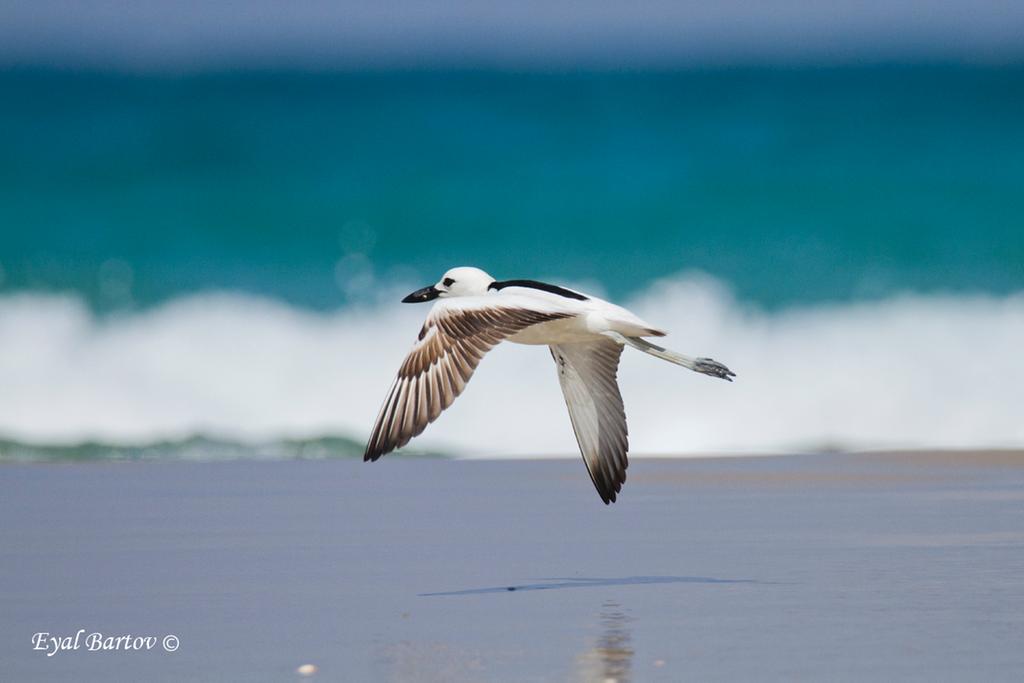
{"left": 2, "top": 273, "right": 1022, "bottom": 456}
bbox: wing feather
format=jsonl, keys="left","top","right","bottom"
{"left": 365, "top": 303, "right": 571, "bottom": 461}
{"left": 550, "top": 339, "right": 629, "bottom": 504}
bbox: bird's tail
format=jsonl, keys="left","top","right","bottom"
{"left": 604, "top": 332, "right": 736, "bottom": 381}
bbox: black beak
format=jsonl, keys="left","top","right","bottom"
{"left": 402, "top": 285, "right": 441, "bottom": 303}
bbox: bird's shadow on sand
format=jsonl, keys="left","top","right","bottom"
{"left": 419, "top": 575, "right": 769, "bottom": 597}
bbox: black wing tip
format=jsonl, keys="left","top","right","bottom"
{"left": 590, "top": 478, "right": 619, "bottom": 505}
{"left": 597, "top": 478, "right": 625, "bottom": 504}
{"left": 589, "top": 456, "right": 628, "bottom": 505}
{"left": 364, "top": 443, "right": 387, "bottom": 462}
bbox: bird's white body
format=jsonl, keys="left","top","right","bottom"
{"left": 512, "top": 296, "right": 663, "bottom": 347}
{"left": 433, "top": 271, "right": 666, "bottom": 345}
{"left": 365, "top": 266, "right": 733, "bottom": 504}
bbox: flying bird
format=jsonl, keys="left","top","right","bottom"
{"left": 365, "top": 267, "right": 734, "bottom": 504}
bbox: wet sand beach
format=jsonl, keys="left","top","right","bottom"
{"left": 2, "top": 452, "right": 1023, "bottom": 681}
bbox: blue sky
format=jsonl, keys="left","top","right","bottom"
{"left": 2, "top": 0, "right": 1023, "bottom": 70}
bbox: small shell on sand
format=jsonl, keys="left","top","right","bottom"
{"left": 296, "top": 664, "right": 318, "bottom": 676}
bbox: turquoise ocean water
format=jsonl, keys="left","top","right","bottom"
{"left": 2, "top": 67, "right": 1022, "bottom": 309}
{"left": 1, "top": 67, "right": 1022, "bottom": 457}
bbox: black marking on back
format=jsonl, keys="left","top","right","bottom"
{"left": 488, "top": 279, "right": 588, "bottom": 301}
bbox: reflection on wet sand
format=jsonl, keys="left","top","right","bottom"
{"left": 575, "top": 601, "right": 634, "bottom": 683}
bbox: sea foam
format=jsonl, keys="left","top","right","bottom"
{"left": 2, "top": 273, "right": 1022, "bottom": 457}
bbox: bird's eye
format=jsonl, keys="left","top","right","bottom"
{"left": 442, "top": 278, "right": 455, "bottom": 287}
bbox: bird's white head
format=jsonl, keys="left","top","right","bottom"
{"left": 402, "top": 266, "right": 496, "bottom": 303}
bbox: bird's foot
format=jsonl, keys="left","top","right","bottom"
{"left": 695, "top": 357, "right": 736, "bottom": 381}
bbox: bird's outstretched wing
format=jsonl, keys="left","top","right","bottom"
{"left": 549, "top": 339, "right": 628, "bottom": 504}
{"left": 365, "top": 301, "right": 571, "bottom": 461}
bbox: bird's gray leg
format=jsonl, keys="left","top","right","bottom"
{"left": 603, "top": 331, "right": 736, "bottom": 381}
